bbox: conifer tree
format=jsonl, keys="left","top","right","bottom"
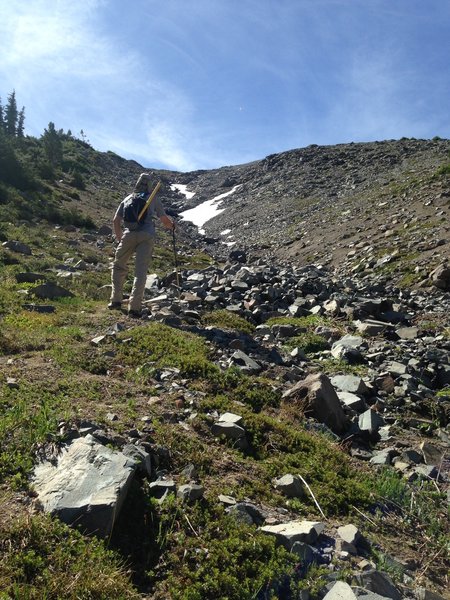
{"left": 42, "top": 121, "right": 63, "bottom": 166}
{"left": 17, "top": 107, "right": 25, "bottom": 138}
{"left": 5, "top": 90, "right": 18, "bottom": 136}
{"left": 0, "top": 97, "right": 5, "bottom": 133}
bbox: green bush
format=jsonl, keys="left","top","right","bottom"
{"left": 150, "top": 497, "right": 303, "bottom": 600}
{"left": 202, "top": 309, "right": 255, "bottom": 334}
{"left": 117, "top": 322, "right": 219, "bottom": 379}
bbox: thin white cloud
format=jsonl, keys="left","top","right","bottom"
{"left": 0, "top": 0, "right": 205, "bottom": 170}
{"left": 1, "top": 0, "right": 448, "bottom": 171}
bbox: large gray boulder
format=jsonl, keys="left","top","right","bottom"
{"left": 282, "top": 373, "right": 349, "bottom": 433}
{"left": 32, "top": 435, "right": 137, "bottom": 537}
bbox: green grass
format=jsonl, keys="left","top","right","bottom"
{"left": 370, "top": 468, "right": 449, "bottom": 546}
{"left": 0, "top": 514, "right": 139, "bottom": 599}
{"left": 0, "top": 384, "right": 69, "bottom": 487}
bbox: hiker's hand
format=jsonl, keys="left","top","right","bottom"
{"left": 161, "top": 215, "right": 175, "bottom": 230}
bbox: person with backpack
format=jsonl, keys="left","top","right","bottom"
{"left": 108, "top": 173, "right": 175, "bottom": 317}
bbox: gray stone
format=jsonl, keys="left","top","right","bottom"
{"left": 218, "top": 412, "right": 244, "bottom": 426}
{"left": 122, "top": 444, "right": 152, "bottom": 478}
{"left": 357, "top": 592, "right": 393, "bottom": 600}
{"left": 358, "top": 409, "right": 385, "bottom": 434}
{"left": 338, "top": 391, "right": 368, "bottom": 413}
{"left": 22, "top": 303, "right": 56, "bottom": 313}
{"left": 396, "top": 326, "right": 419, "bottom": 340}
{"left": 355, "top": 569, "right": 402, "bottom": 600}
{"left": 212, "top": 421, "right": 245, "bottom": 440}
{"left": 414, "top": 465, "right": 439, "bottom": 480}
{"left": 2, "top": 240, "right": 32, "bottom": 255}
{"left": 355, "top": 321, "right": 387, "bottom": 336}
{"left": 337, "top": 523, "right": 362, "bottom": 545}
{"left": 331, "top": 375, "right": 370, "bottom": 396}
{"left": 229, "top": 350, "right": 262, "bottom": 374}
{"left": 291, "top": 541, "right": 318, "bottom": 565}
{"left": 370, "top": 449, "right": 394, "bottom": 466}
{"left": 323, "top": 581, "right": 358, "bottom": 600}
{"left": 420, "top": 442, "right": 444, "bottom": 466}
{"left": 16, "top": 272, "right": 46, "bottom": 283}
{"left": 32, "top": 282, "right": 74, "bottom": 300}
{"left": 260, "top": 520, "right": 325, "bottom": 549}
{"left": 148, "top": 479, "right": 176, "bottom": 498}
{"left": 227, "top": 502, "right": 265, "bottom": 525}
{"left": 32, "top": 435, "right": 137, "bottom": 537}
{"left": 282, "top": 373, "right": 349, "bottom": 433}
{"left": 415, "top": 587, "right": 447, "bottom": 600}
{"left": 211, "top": 421, "right": 248, "bottom": 450}
{"left": 273, "top": 474, "right": 305, "bottom": 498}
{"left": 384, "top": 361, "right": 408, "bottom": 376}
{"left": 177, "top": 483, "right": 204, "bottom": 502}
{"left": 332, "top": 335, "right": 368, "bottom": 357}
{"left": 430, "top": 263, "right": 450, "bottom": 291}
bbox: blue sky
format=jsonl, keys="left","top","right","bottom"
{"left": 1, "top": 0, "right": 449, "bottom": 172}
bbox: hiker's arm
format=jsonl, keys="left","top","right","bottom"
{"left": 113, "top": 214, "right": 123, "bottom": 241}
{"left": 160, "top": 214, "right": 175, "bottom": 230}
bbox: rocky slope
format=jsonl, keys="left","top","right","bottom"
{"left": 168, "top": 138, "right": 450, "bottom": 285}
{"left": 0, "top": 136, "right": 449, "bottom": 599}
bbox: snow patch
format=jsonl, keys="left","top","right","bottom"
{"left": 171, "top": 183, "right": 195, "bottom": 199}
{"left": 180, "top": 185, "right": 240, "bottom": 234}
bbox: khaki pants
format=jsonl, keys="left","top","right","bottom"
{"left": 110, "top": 230, "right": 155, "bottom": 311}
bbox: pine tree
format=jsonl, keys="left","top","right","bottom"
{"left": 17, "top": 107, "right": 25, "bottom": 138}
{"left": 5, "top": 90, "right": 18, "bottom": 136}
{"left": 42, "top": 121, "right": 63, "bottom": 167}
{"left": 0, "top": 97, "right": 5, "bottom": 133}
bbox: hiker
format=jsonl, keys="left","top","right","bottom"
{"left": 108, "top": 173, "right": 175, "bottom": 317}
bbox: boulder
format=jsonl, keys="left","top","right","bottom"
{"left": 32, "top": 282, "right": 74, "bottom": 300}
{"left": 282, "top": 373, "right": 349, "bottom": 433}
{"left": 430, "top": 263, "right": 450, "bottom": 291}
{"left": 32, "top": 435, "right": 137, "bottom": 537}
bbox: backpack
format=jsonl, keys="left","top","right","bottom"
{"left": 122, "top": 192, "right": 150, "bottom": 229}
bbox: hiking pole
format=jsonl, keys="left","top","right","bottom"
{"left": 137, "top": 180, "right": 161, "bottom": 221}
{"left": 172, "top": 225, "right": 181, "bottom": 294}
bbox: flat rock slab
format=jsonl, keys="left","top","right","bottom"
{"left": 260, "top": 520, "right": 325, "bottom": 549}
{"left": 32, "top": 434, "right": 137, "bottom": 537}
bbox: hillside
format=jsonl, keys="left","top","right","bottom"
{"left": 0, "top": 132, "right": 449, "bottom": 600}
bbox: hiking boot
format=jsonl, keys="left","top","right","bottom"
{"left": 108, "top": 301, "right": 122, "bottom": 310}
{"left": 128, "top": 309, "right": 142, "bottom": 318}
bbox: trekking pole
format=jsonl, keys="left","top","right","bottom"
{"left": 137, "top": 181, "right": 161, "bottom": 222}
{"left": 172, "top": 225, "right": 181, "bottom": 293}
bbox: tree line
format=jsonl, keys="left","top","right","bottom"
{"left": 0, "top": 90, "right": 89, "bottom": 193}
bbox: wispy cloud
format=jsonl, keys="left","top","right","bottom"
{"left": 1, "top": 0, "right": 448, "bottom": 170}
{"left": 0, "top": 0, "right": 206, "bottom": 169}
